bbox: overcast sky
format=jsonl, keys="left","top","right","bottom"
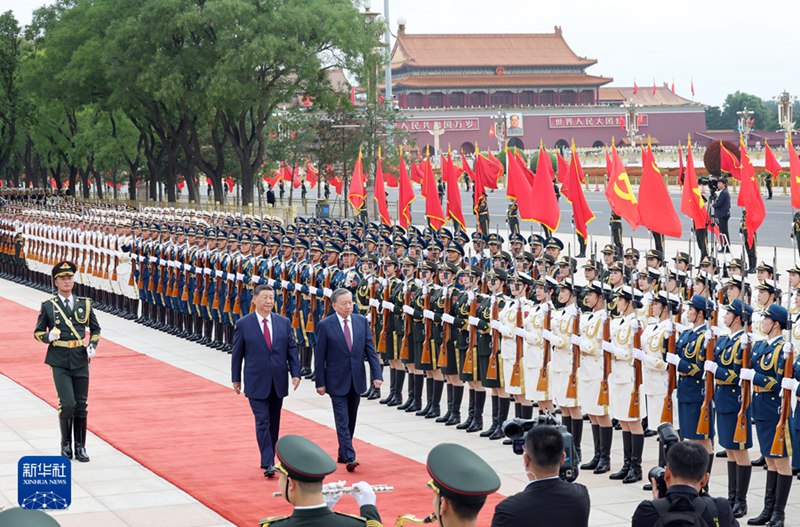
{"left": 3, "top": 0, "right": 797, "bottom": 107}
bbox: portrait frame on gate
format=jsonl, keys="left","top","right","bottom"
{"left": 506, "top": 113, "right": 524, "bottom": 136}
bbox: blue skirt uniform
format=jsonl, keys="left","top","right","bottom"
{"left": 676, "top": 326, "right": 714, "bottom": 440}
{"left": 714, "top": 331, "right": 752, "bottom": 449}
{"left": 750, "top": 338, "right": 788, "bottom": 458}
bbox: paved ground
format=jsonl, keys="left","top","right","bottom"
{"left": 1, "top": 263, "right": 799, "bottom": 526}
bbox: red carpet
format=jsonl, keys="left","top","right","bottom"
{"left": 0, "top": 295, "right": 504, "bottom": 526}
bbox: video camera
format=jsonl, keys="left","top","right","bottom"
{"left": 502, "top": 413, "right": 579, "bottom": 483}
{"left": 646, "top": 423, "right": 682, "bottom": 498}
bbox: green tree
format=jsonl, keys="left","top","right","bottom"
{"left": 719, "top": 91, "right": 777, "bottom": 131}
{"left": 0, "top": 11, "right": 21, "bottom": 175}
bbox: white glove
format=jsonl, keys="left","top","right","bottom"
{"left": 665, "top": 353, "right": 682, "bottom": 366}
{"left": 647, "top": 317, "right": 659, "bottom": 325}
{"left": 294, "top": 283, "right": 302, "bottom": 292}
{"left": 308, "top": 287, "right": 319, "bottom": 295}
{"left": 783, "top": 342, "right": 794, "bottom": 359}
{"left": 514, "top": 327, "right": 526, "bottom": 338}
{"left": 215, "top": 270, "right": 223, "bottom": 278}
{"left": 369, "top": 298, "right": 380, "bottom": 308}
{"left": 490, "top": 320, "right": 501, "bottom": 331}
{"left": 351, "top": 481, "right": 377, "bottom": 507}
{"left": 542, "top": 329, "right": 555, "bottom": 342}
{"left": 711, "top": 326, "right": 724, "bottom": 337}
{"left": 703, "top": 361, "right": 718, "bottom": 375}
{"left": 322, "top": 481, "right": 344, "bottom": 509}
{"left": 378, "top": 277, "right": 387, "bottom": 287}
{"left": 467, "top": 291, "right": 475, "bottom": 302}
{"left": 402, "top": 305, "right": 415, "bottom": 316}
{"left": 48, "top": 328, "right": 61, "bottom": 343}
{"left": 703, "top": 330, "right": 712, "bottom": 342}
{"left": 236, "top": 272, "right": 244, "bottom": 281}
{"left": 252, "top": 276, "right": 262, "bottom": 284}
{"left": 468, "top": 316, "right": 480, "bottom": 327}
{"left": 86, "top": 344, "right": 96, "bottom": 359}
{"left": 630, "top": 317, "right": 639, "bottom": 331}
{"left": 423, "top": 309, "right": 435, "bottom": 320}
{"left": 570, "top": 334, "right": 583, "bottom": 347}
{"left": 601, "top": 341, "right": 614, "bottom": 354}
{"left": 632, "top": 348, "right": 646, "bottom": 362}
{"left": 739, "top": 368, "right": 756, "bottom": 382}
{"left": 740, "top": 332, "right": 749, "bottom": 345}
{"left": 267, "top": 278, "right": 276, "bottom": 287}
{"left": 674, "top": 323, "right": 689, "bottom": 333}
{"left": 281, "top": 280, "right": 289, "bottom": 289}
{"left": 540, "top": 302, "right": 550, "bottom": 313}
{"left": 382, "top": 301, "right": 395, "bottom": 311}
{"left": 323, "top": 288, "right": 333, "bottom": 298}
{"left": 441, "top": 313, "right": 455, "bottom": 325}
{"left": 781, "top": 377, "right": 800, "bottom": 394}
{"left": 203, "top": 268, "right": 212, "bottom": 276}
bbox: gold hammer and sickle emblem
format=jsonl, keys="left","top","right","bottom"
{"left": 613, "top": 172, "right": 637, "bottom": 203}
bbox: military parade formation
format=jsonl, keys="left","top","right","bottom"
{"left": 1, "top": 192, "right": 800, "bottom": 527}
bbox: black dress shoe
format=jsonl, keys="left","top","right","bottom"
{"left": 345, "top": 459, "right": 359, "bottom": 472}
{"left": 367, "top": 389, "right": 381, "bottom": 401}
{"left": 715, "top": 450, "right": 728, "bottom": 458}
{"left": 263, "top": 466, "right": 275, "bottom": 478}
{"left": 643, "top": 429, "right": 657, "bottom": 438}
{"left": 337, "top": 457, "right": 346, "bottom": 464}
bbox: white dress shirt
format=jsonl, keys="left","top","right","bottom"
{"left": 256, "top": 311, "right": 273, "bottom": 338}
{"left": 58, "top": 294, "right": 74, "bottom": 311}
{"left": 336, "top": 313, "right": 352, "bottom": 335}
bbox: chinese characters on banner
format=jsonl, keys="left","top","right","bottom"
{"left": 549, "top": 115, "right": 649, "bottom": 129}
{"left": 397, "top": 119, "right": 480, "bottom": 132}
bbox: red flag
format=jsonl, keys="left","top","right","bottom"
{"left": 681, "top": 136, "right": 714, "bottom": 232}
{"left": 444, "top": 151, "right": 466, "bottom": 230}
{"left": 463, "top": 153, "right": 483, "bottom": 215}
{"left": 177, "top": 180, "right": 186, "bottom": 190}
{"left": 677, "top": 142, "right": 685, "bottom": 187}
{"left": 206, "top": 177, "right": 213, "bottom": 186}
{"left": 383, "top": 168, "right": 398, "bottom": 188}
{"left": 564, "top": 143, "right": 595, "bottom": 240}
{"left": 738, "top": 139, "right": 765, "bottom": 246}
{"left": 506, "top": 146, "right": 530, "bottom": 212}
{"left": 788, "top": 136, "right": 800, "bottom": 209}
{"left": 605, "top": 147, "right": 613, "bottom": 179}
{"left": 348, "top": 149, "right": 366, "bottom": 213}
{"left": 474, "top": 150, "right": 502, "bottom": 190}
{"left": 305, "top": 162, "right": 318, "bottom": 188}
{"left": 671, "top": 80, "right": 675, "bottom": 94}
{"left": 398, "top": 153, "right": 415, "bottom": 228}
{"left": 488, "top": 123, "right": 495, "bottom": 138}
{"left": 691, "top": 79, "right": 695, "bottom": 97}
{"left": 291, "top": 165, "right": 301, "bottom": 189}
{"left": 225, "top": 177, "right": 235, "bottom": 192}
{"left": 409, "top": 158, "right": 424, "bottom": 185}
{"left": 329, "top": 175, "right": 343, "bottom": 195}
{"left": 633, "top": 80, "right": 638, "bottom": 95}
{"left": 525, "top": 143, "right": 560, "bottom": 231}
{"left": 639, "top": 143, "right": 682, "bottom": 237}
{"left": 350, "top": 86, "right": 356, "bottom": 105}
{"left": 422, "top": 155, "right": 445, "bottom": 230}
{"left": 652, "top": 79, "right": 657, "bottom": 95}
{"left": 764, "top": 141, "right": 782, "bottom": 182}
{"left": 556, "top": 150, "right": 569, "bottom": 186}
{"left": 606, "top": 146, "right": 641, "bottom": 230}
{"left": 720, "top": 142, "right": 741, "bottom": 180}
{"left": 373, "top": 148, "right": 391, "bottom": 226}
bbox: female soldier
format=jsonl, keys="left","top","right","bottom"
{"left": 519, "top": 276, "right": 557, "bottom": 415}
{"left": 402, "top": 259, "right": 433, "bottom": 413}
{"left": 640, "top": 291, "right": 680, "bottom": 432}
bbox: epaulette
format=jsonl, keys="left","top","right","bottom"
{"left": 333, "top": 511, "right": 378, "bottom": 526}
{"left": 258, "top": 515, "right": 289, "bottom": 526}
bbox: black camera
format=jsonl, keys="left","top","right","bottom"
{"left": 502, "top": 414, "right": 579, "bottom": 483}
{"left": 646, "top": 423, "right": 682, "bottom": 498}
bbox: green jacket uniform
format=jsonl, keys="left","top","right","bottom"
{"left": 261, "top": 504, "right": 381, "bottom": 527}
{"left": 34, "top": 296, "right": 101, "bottom": 369}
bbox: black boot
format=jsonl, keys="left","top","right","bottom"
{"left": 704, "top": 453, "right": 715, "bottom": 493}
{"left": 748, "top": 470, "right": 777, "bottom": 525}
{"left": 426, "top": 380, "right": 444, "bottom": 418}
{"left": 581, "top": 424, "right": 601, "bottom": 470}
{"left": 572, "top": 418, "right": 584, "bottom": 464}
{"left": 380, "top": 369, "right": 396, "bottom": 404}
{"left": 623, "top": 434, "right": 644, "bottom": 484}
{"left": 406, "top": 375, "right": 423, "bottom": 413}
{"left": 480, "top": 395, "right": 499, "bottom": 437}
{"left": 59, "top": 417, "right": 73, "bottom": 459}
{"left": 416, "top": 378, "right": 434, "bottom": 416}
{"left": 445, "top": 385, "right": 464, "bottom": 425}
{"left": 398, "top": 372, "right": 415, "bottom": 410}
{"left": 752, "top": 455, "right": 767, "bottom": 468}
{"left": 73, "top": 416, "right": 90, "bottom": 462}
{"left": 436, "top": 384, "right": 454, "bottom": 423}
{"left": 467, "top": 390, "right": 485, "bottom": 432}
{"left": 594, "top": 426, "right": 613, "bottom": 474}
{"left": 610, "top": 431, "right": 632, "bottom": 480}
{"left": 766, "top": 474, "right": 792, "bottom": 527}
{"left": 457, "top": 390, "right": 475, "bottom": 430}
{"left": 389, "top": 370, "right": 405, "bottom": 406}
{"left": 727, "top": 461, "right": 738, "bottom": 507}
{"left": 489, "top": 397, "right": 510, "bottom": 439}
{"left": 733, "top": 464, "right": 752, "bottom": 518}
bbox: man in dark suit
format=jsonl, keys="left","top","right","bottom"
{"left": 315, "top": 288, "right": 382, "bottom": 472}
{"left": 713, "top": 178, "right": 731, "bottom": 253}
{"left": 491, "top": 425, "right": 590, "bottom": 527}
{"left": 232, "top": 284, "right": 300, "bottom": 478}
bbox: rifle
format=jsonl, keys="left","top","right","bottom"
{"left": 510, "top": 299, "right": 523, "bottom": 387}
{"left": 537, "top": 303, "right": 551, "bottom": 392}
{"left": 136, "top": 241, "right": 145, "bottom": 291}
{"left": 421, "top": 288, "right": 433, "bottom": 366}
{"left": 181, "top": 248, "right": 191, "bottom": 303}
{"left": 306, "top": 265, "right": 316, "bottom": 332}
{"left": 399, "top": 284, "right": 411, "bottom": 361}
{"left": 377, "top": 278, "right": 390, "bottom": 353}
{"left": 222, "top": 256, "right": 233, "bottom": 314}
{"left": 566, "top": 304, "right": 580, "bottom": 400}
{"left": 598, "top": 306, "right": 611, "bottom": 406}
{"left": 102, "top": 236, "right": 110, "bottom": 281}
{"left": 438, "top": 286, "right": 451, "bottom": 369}
{"left": 111, "top": 235, "right": 119, "bottom": 283}
{"left": 734, "top": 244, "right": 751, "bottom": 444}
{"left": 211, "top": 254, "right": 222, "bottom": 310}
{"left": 279, "top": 262, "right": 288, "bottom": 316}
{"left": 200, "top": 252, "right": 210, "bottom": 307}
{"left": 292, "top": 264, "right": 302, "bottom": 329}
{"left": 369, "top": 276, "right": 378, "bottom": 343}
{"left": 697, "top": 296, "right": 720, "bottom": 435}
{"left": 487, "top": 295, "right": 500, "bottom": 380}
{"left": 148, "top": 246, "right": 157, "bottom": 293}
{"left": 628, "top": 317, "right": 643, "bottom": 419}
{"left": 770, "top": 283, "right": 794, "bottom": 456}
{"left": 464, "top": 291, "right": 477, "bottom": 376}
{"left": 233, "top": 256, "right": 244, "bottom": 316}
{"left": 323, "top": 266, "right": 333, "bottom": 315}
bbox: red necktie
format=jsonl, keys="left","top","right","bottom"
{"left": 263, "top": 317, "right": 272, "bottom": 350}
{"left": 343, "top": 318, "right": 352, "bottom": 353}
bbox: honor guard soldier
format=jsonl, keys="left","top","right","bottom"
{"left": 508, "top": 233, "right": 525, "bottom": 259}
{"left": 476, "top": 194, "right": 490, "bottom": 235}
{"left": 528, "top": 234, "right": 545, "bottom": 260}
{"left": 469, "top": 232, "right": 490, "bottom": 270}
{"left": 641, "top": 291, "right": 680, "bottom": 432}
{"left": 448, "top": 265, "right": 483, "bottom": 427}
{"left": 424, "top": 443, "right": 500, "bottom": 527}
{"left": 739, "top": 304, "right": 793, "bottom": 527}
{"left": 610, "top": 212, "right": 623, "bottom": 254}
{"left": 506, "top": 201, "right": 520, "bottom": 235}
{"left": 793, "top": 212, "right": 800, "bottom": 260}
{"left": 34, "top": 261, "right": 101, "bottom": 462}
{"left": 401, "top": 259, "right": 432, "bottom": 412}
{"left": 740, "top": 210, "right": 757, "bottom": 271}
{"left": 376, "top": 255, "right": 404, "bottom": 406}
{"left": 475, "top": 268, "right": 507, "bottom": 438}
{"left": 261, "top": 434, "right": 382, "bottom": 527}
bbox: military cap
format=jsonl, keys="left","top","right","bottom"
{"left": 600, "top": 244, "right": 617, "bottom": 255}
{"left": 215, "top": 229, "right": 227, "bottom": 240}
{"left": 378, "top": 224, "right": 392, "bottom": 237}
{"left": 509, "top": 232, "right": 526, "bottom": 244}
{"left": 724, "top": 298, "right": 753, "bottom": 321}
{"left": 523, "top": 251, "right": 536, "bottom": 263}
{"left": 545, "top": 236, "right": 564, "bottom": 250}
{"left": 427, "top": 239, "right": 444, "bottom": 252}
{"left": 268, "top": 235, "right": 281, "bottom": 246}
{"left": 0, "top": 508, "right": 61, "bottom": 527}
{"left": 175, "top": 225, "right": 185, "bottom": 235}
{"left": 384, "top": 255, "right": 400, "bottom": 266}
{"left": 347, "top": 233, "right": 362, "bottom": 245}
{"left": 672, "top": 251, "right": 691, "bottom": 264}
{"left": 445, "top": 241, "right": 465, "bottom": 257}
{"left": 607, "top": 261, "right": 623, "bottom": 272}
{"left": 341, "top": 243, "right": 358, "bottom": 255}
{"left": 542, "top": 275, "right": 560, "bottom": 290}
{"left": 699, "top": 256, "right": 717, "bottom": 269}
{"left": 437, "top": 227, "right": 453, "bottom": 242}
{"left": 645, "top": 249, "right": 664, "bottom": 261}
{"left": 227, "top": 231, "right": 240, "bottom": 242}
{"left": 654, "top": 290, "right": 681, "bottom": 310}
{"left": 378, "top": 234, "right": 392, "bottom": 246}
{"left": 558, "top": 277, "right": 576, "bottom": 291}
{"left": 253, "top": 220, "right": 263, "bottom": 230}
{"left": 361, "top": 254, "right": 378, "bottom": 266}
{"left": 582, "top": 259, "right": 601, "bottom": 271}
{"left": 486, "top": 268, "right": 508, "bottom": 281}
{"left": 400, "top": 256, "right": 418, "bottom": 267}
{"left": 297, "top": 227, "right": 309, "bottom": 238}
{"left": 510, "top": 271, "right": 533, "bottom": 286}
{"left": 496, "top": 251, "right": 512, "bottom": 263}
{"left": 365, "top": 232, "right": 379, "bottom": 245}
{"left": 585, "top": 280, "right": 611, "bottom": 296}
{"left": 762, "top": 303, "right": 789, "bottom": 327}
{"left": 644, "top": 269, "right": 661, "bottom": 282}
{"left": 528, "top": 234, "right": 546, "bottom": 247}
{"left": 694, "top": 271, "right": 714, "bottom": 285}
{"left": 275, "top": 434, "right": 336, "bottom": 482}
{"left": 624, "top": 247, "right": 640, "bottom": 259}
{"left": 52, "top": 261, "right": 77, "bottom": 279}
{"left": 728, "top": 258, "right": 743, "bottom": 270}
{"left": 296, "top": 216, "right": 308, "bottom": 225}
{"left": 273, "top": 225, "right": 286, "bottom": 236}
{"left": 392, "top": 224, "right": 406, "bottom": 237}
{"left": 725, "top": 276, "right": 744, "bottom": 289}
{"left": 408, "top": 235, "right": 424, "bottom": 248}
{"left": 252, "top": 234, "right": 266, "bottom": 246}
{"left": 367, "top": 221, "right": 379, "bottom": 232}
{"left": 408, "top": 225, "right": 422, "bottom": 237}
{"left": 240, "top": 233, "right": 251, "bottom": 244}
{"left": 325, "top": 241, "right": 343, "bottom": 254}
{"left": 788, "top": 265, "right": 800, "bottom": 275}
{"left": 616, "top": 284, "right": 644, "bottom": 303}
{"left": 668, "top": 268, "right": 688, "bottom": 282}
{"left": 186, "top": 226, "right": 197, "bottom": 236}
{"left": 426, "top": 443, "right": 500, "bottom": 504}
{"left": 471, "top": 231, "right": 487, "bottom": 243}
{"left": 442, "top": 261, "right": 460, "bottom": 274}
{"left": 454, "top": 230, "right": 470, "bottom": 245}
{"left": 467, "top": 265, "right": 483, "bottom": 277}
{"left": 558, "top": 256, "right": 577, "bottom": 272}
{"left": 755, "top": 279, "right": 777, "bottom": 295}
{"left": 421, "top": 260, "right": 438, "bottom": 273}
{"left": 542, "top": 253, "right": 555, "bottom": 265}
{"left": 294, "top": 238, "right": 310, "bottom": 250}
{"left": 393, "top": 235, "right": 409, "bottom": 248}
{"left": 487, "top": 233, "right": 504, "bottom": 245}
{"left": 204, "top": 228, "right": 216, "bottom": 239}
{"left": 308, "top": 240, "right": 324, "bottom": 253}
{"left": 285, "top": 224, "right": 297, "bottom": 235}
{"left": 423, "top": 226, "right": 437, "bottom": 239}
{"left": 689, "top": 295, "right": 714, "bottom": 316}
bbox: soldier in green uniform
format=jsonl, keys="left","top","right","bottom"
{"left": 261, "top": 434, "right": 382, "bottom": 527}
{"left": 424, "top": 443, "right": 500, "bottom": 527}
{"left": 34, "top": 261, "right": 101, "bottom": 462}
{"left": 506, "top": 201, "right": 520, "bottom": 235}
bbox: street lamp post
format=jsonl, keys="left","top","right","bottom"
{"left": 777, "top": 91, "right": 796, "bottom": 153}
{"left": 495, "top": 111, "right": 507, "bottom": 152}
{"left": 622, "top": 99, "right": 641, "bottom": 163}
{"left": 736, "top": 107, "right": 754, "bottom": 144}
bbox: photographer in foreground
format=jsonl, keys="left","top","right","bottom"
{"left": 491, "top": 425, "right": 590, "bottom": 527}
{"left": 632, "top": 440, "right": 737, "bottom": 527}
